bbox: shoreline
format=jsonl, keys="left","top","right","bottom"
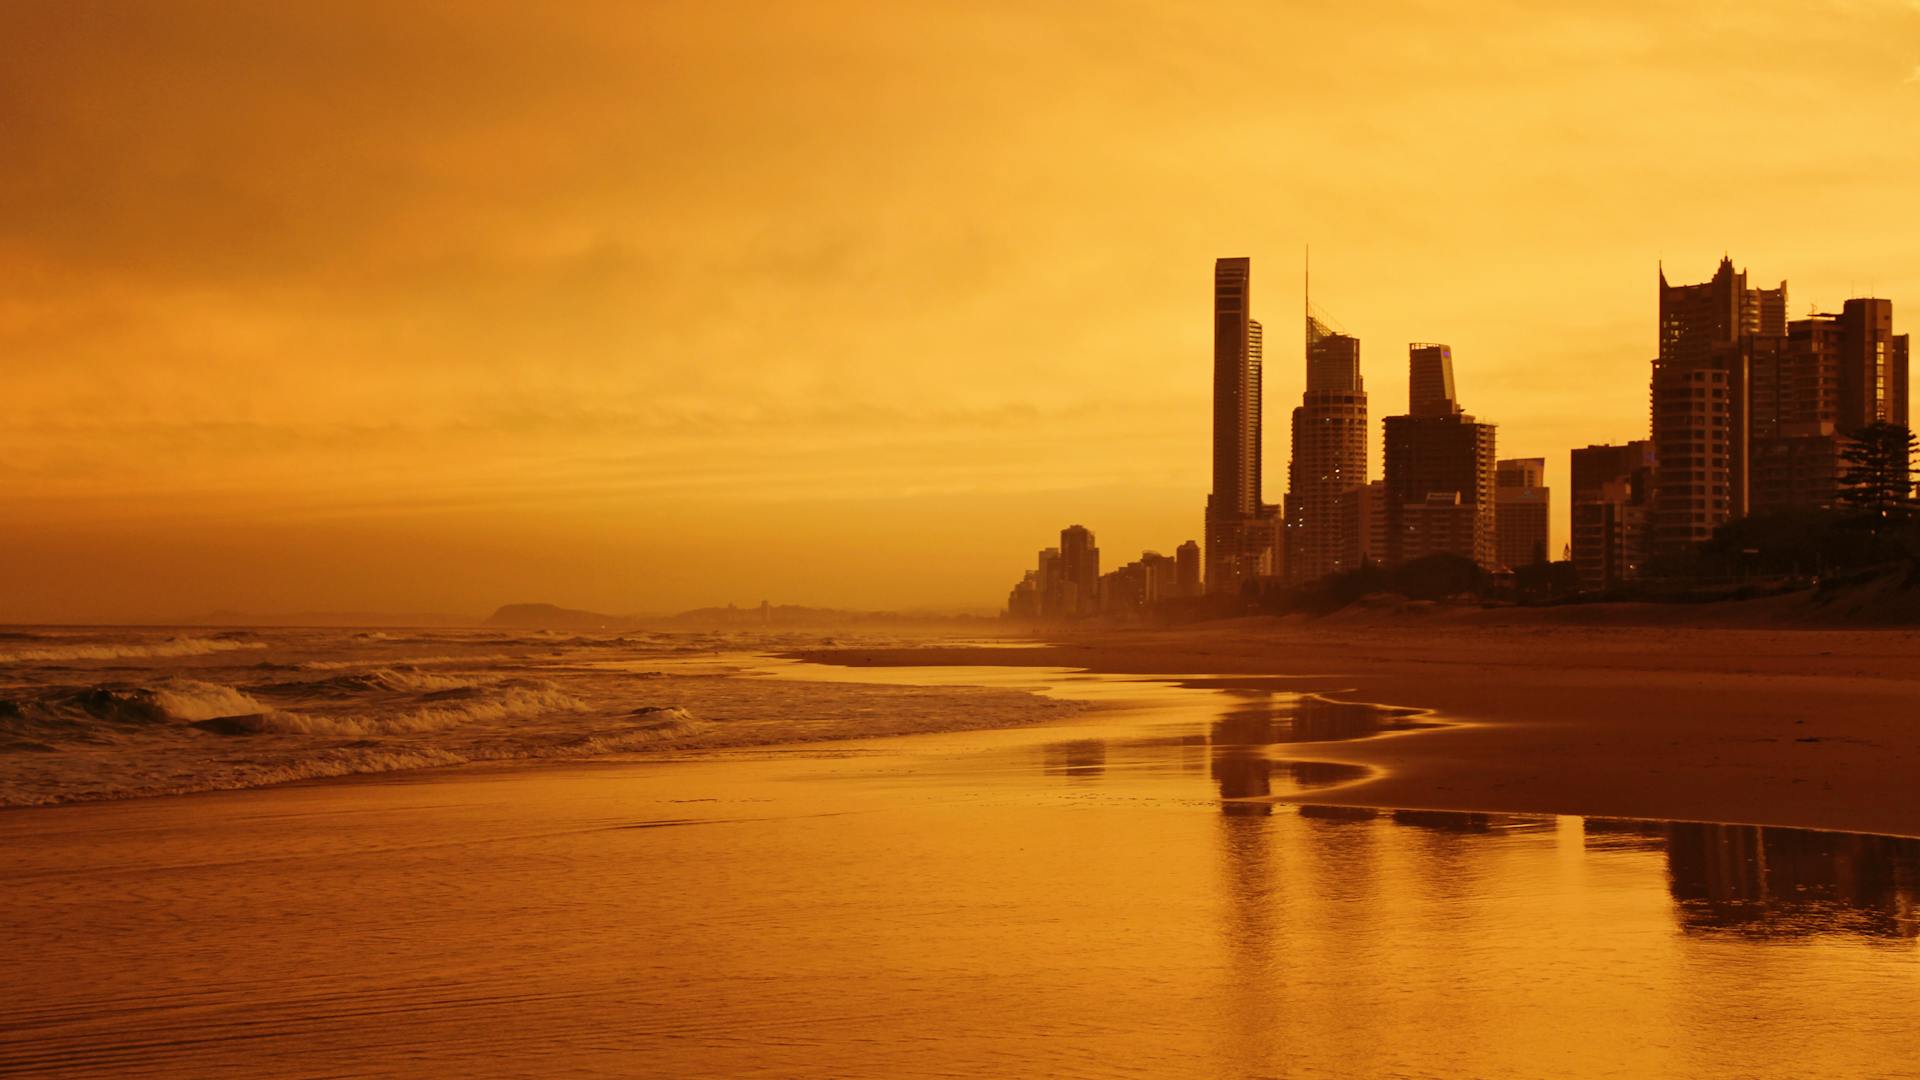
{"left": 786, "top": 618, "right": 1920, "bottom": 838}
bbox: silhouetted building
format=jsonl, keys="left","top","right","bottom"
{"left": 1175, "top": 540, "right": 1201, "bottom": 598}
{"left": 1005, "top": 572, "right": 1040, "bottom": 619}
{"left": 1100, "top": 550, "right": 1181, "bottom": 616}
{"left": 1651, "top": 259, "right": 1784, "bottom": 555}
{"left": 1009, "top": 532, "right": 1196, "bottom": 619}
{"left": 1398, "top": 491, "right": 1480, "bottom": 563}
{"left": 1350, "top": 479, "right": 1387, "bottom": 567}
{"left": 1141, "top": 551, "right": 1178, "bottom": 602}
{"left": 1494, "top": 457, "right": 1549, "bottom": 569}
{"left": 1099, "top": 560, "right": 1145, "bottom": 615}
{"left": 1205, "top": 257, "right": 1283, "bottom": 592}
{"left": 1036, "top": 546, "right": 1064, "bottom": 617}
{"left": 1058, "top": 525, "right": 1100, "bottom": 616}
{"left": 1570, "top": 441, "right": 1653, "bottom": 591}
{"left": 1408, "top": 343, "right": 1461, "bottom": 417}
{"left": 1284, "top": 309, "right": 1368, "bottom": 583}
{"left": 1383, "top": 345, "right": 1497, "bottom": 567}
{"left": 1746, "top": 298, "right": 1906, "bottom": 514}
{"left": 1836, "top": 298, "right": 1909, "bottom": 433}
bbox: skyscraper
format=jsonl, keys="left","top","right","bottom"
{"left": 1175, "top": 540, "right": 1201, "bottom": 598}
{"left": 1205, "top": 258, "right": 1282, "bottom": 593}
{"left": 1058, "top": 524, "right": 1100, "bottom": 616}
{"left": 1748, "top": 298, "right": 1909, "bottom": 515}
{"left": 1383, "top": 344, "right": 1497, "bottom": 568}
{"left": 1650, "top": 258, "right": 1784, "bottom": 555}
{"left": 1283, "top": 293, "right": 1368, "bottom": 584}
{"left": 1836, "top": 298, "right": 1908, "bottom": 432}
{"left": 1408, "top": 344, "right": 1461, "bottom": 417}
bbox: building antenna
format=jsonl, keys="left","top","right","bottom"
{"left": 1304, "top": 244, "right": 1312, "bottom": 355}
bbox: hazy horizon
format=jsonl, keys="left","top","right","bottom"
{"left": 5, "top": 1, "right": 1918, "bottom": 621}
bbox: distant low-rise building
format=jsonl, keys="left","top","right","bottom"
{"left": 1494, "top": 457, "right": 1550, "bottom": 569}
{"left": 1570, "top": 441, "right": 1653, "bottom": 591}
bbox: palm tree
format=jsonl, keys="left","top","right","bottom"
{"left": 1838, "top": 422, "right": 1916, "bottom": 524}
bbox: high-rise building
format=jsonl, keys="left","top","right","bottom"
{"left": 1008, "top": 532, "right": 1193, "bottom": 618}
{"left": 1409, "top": 344, "right": 1461, "bottom": 417}
{"left": 1570, "top": 441, "right": 1653, "bottom": 591}
{"left": 1058, "top": 525, "right": 1100, "bottom": 616}
{"left": 1205, "top": 257, "right": 1283, "bottom": 593}
{"left": 1746, "top": 298, "right": 1906, "bottom": 515}
{"left": 1283, "top": 304, "right": 1368, "bottom": 584}
{"left": 1175, "top": 540, "right": 1201, "bottom": 598}
{"left": 1355, "top": 479, "right": 1388, "bottom": 566}
{"left": 1005, "top": 572, "right": 1040, "bottom": 619}
{"left": 1836, "top": 298, "right": 1908, "bottom": 432}
{"left": 1140, "top": 551, "right": 1179, "bottom": 603}
{"left": 1036, "top": 546, "right": 1064, "bottom": 617}
{"left": 1382, "top": 345, "right": 1497, "bottom": 568}
{"left": 1495, "top": 457, "right": 1550, "bottom": 569}
{"left": 1398, "top": 492, "right": 1480, "bottom": 564}
{"left": 1650, "top": 259, "right": 1784, "bottom": 555}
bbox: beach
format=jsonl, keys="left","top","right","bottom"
{"left": 5, "top": 650, "right": 1920, "bottom": 1078}
{"left": 6, "top": 624, "right": 1920, "bottom": 1077}
{"left": 792, "top": 615, "right": 1920, "bottom": 838}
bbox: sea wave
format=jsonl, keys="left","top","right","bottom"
{"left": 217, "top": 685, "right": 589, "bottom": 737}
{"left": 0, "top": 631, "right": 1084, "bottom": 806}
{"left": 297, "top": 653, "right": 516, "bottom": 671}
{"left": 0, "top": 638, "right": 270, "bottom": 664}
{"left": 0, "top": 704, "right": 712, "bottom": 806}
{"left": 264, "top": 668, "right": 496, "bottom": 696}
{"left": 0, "top": 680, "right": 274, "bottom": 736}
{"left": 152, "top": 681, "right": 274, "bottom": 721}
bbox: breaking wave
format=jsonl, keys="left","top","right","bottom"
{"left": 264, "top": 668, "right": 495, "bottom": 696}
{"left": 0, "top": 680, "right": 274, "bottom": 737}
{"left": 297, "top": 654, "right": 516, "bottom": 671}
{"left": 220, "top": 686, "right": 588, "bottom": 736}
{"left": 0, "top": 628, "right": 1081, "bottom": 807}
{"left": 151, "top": 681, "right": 273, "bottom": 721}
{"left": 0, "top": 638, "right": 269, "bottom": 664}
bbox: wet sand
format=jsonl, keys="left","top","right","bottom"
{"left": 789, "top": 619, "right": 1920, "bottom": 838}
{"left": 5, "top": 662, "right": 1918, "bottom": 1079}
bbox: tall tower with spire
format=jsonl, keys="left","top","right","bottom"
{"left": 1283, "top": 257, "right": 1368, "bottom": 583}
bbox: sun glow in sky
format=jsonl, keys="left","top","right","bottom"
{"left": 3, "top": 0, "right": 1918, "bottom": 619}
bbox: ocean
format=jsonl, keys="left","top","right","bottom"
{"left": 0, "top": 626, "right": 1083, "bottom": 806}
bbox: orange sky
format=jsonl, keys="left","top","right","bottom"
{"left": 3, "top": 1, "right": 1918, "bottom": 620}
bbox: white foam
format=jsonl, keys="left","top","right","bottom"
{"left": 246, "top": 685, "right": 589, "bottom": 736}
{"left": 0, "top": 638, "right": 268, "bottom": 664}
{"left": 151, "top": 681, "right": 274, "bottom": 722}
{"left": 362, "top": 668, "right": 491, "bottom": 693}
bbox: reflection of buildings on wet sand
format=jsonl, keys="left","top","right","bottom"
{"left": 1576, "top": 818, "right": 1920, "bottom": 940}
{"left": 1024, "top": 683, "right": 1920, "bottom": 944}
{"left": 1041, "top": 739, "right": 1106, "bottom": 779}
{"left": 1206, "top": 694, "right": 1399, "bottom": 812}
{"left": 1201, "top": 689, "right": 1433, "bottom": 747}
{"left": 1658, "top": 822, "right": 1920, "bottom": 939}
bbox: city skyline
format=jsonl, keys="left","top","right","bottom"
{"left": 4, "top": 2, "right": 1919, "bottom": 620}
{"left": 1008, "top": 251, "right": 1908, "bottom": 615}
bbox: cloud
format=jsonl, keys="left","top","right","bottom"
{"left": 3, "top": 1, "right": 1920, "bottom": 615}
